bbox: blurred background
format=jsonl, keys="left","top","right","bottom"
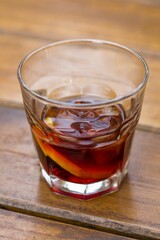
{"left": 0, "top": 0, "right": 160, "bottom": 128}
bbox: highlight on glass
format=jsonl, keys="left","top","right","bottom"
{"left": 18, "top": 39, "right": 149, "bottom": 200}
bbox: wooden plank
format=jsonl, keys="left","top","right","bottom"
{"left": 0, "top": 0, "right": 160, "bottom": 53}
{"left": 0, "top": 0, "right": 160, "bottom": 127}
{"left": 121, "top": 0, "right": 160, "bottom": 7}
{"left": 0, "top": 209, "right": 134, "bottom": 240}
{"left": 0, "top": 34, "right": 160, "bottom": 129}
{"left": 0, "top": 34, "right": 47, "bottom": 107}
{"left": 0, "top": 107, "right": 160, "bottom": 239}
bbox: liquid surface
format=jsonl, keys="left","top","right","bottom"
{"left": 43, "top": 95, "right": 125, "bottom": 139}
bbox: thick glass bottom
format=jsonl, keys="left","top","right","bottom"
{"left": 40, "top": 162, "right": 128, "bottom": 200}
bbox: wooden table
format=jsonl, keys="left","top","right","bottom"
{"left": 0, "top": 1, "right": 160, "bottom": 239}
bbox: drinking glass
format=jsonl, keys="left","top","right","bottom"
{"left": 17, "top": 39, "right": 149, "bottom": 200}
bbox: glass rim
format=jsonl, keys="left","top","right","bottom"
{"left": 17, "top": 39, "right": 149, "bottom": 108}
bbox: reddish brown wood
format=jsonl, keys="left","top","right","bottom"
{"left": 1, "top": 209, "right": 135, "bottom": 240}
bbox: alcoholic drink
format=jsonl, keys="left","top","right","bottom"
{"left": 31, "top": 96, "right": 132, "bottom": 186}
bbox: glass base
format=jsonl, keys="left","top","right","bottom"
{"left": 40, "top": 163, "right": 128, "bottom": 200}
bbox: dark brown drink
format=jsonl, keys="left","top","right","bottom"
{"left": 31, "top": 96, "right": 132, "bottom": 189}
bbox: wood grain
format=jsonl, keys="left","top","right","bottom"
{"left": 0, "top": 34, "right": 47, "bottom": 107}
{"left": 0, "top": 0, "right": 160, "bottom": 53}
{"left": 0, "top": 0, "right": 160, "bottom": 128}
{"left": 0, "top": 107, "right": 160, "bottom": 239}
{"left": 1, "top": 209, "right": 135, "bottom": 240}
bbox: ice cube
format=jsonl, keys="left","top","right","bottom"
{"left": 71, "top": 122, "right": 92, "bottom": 135}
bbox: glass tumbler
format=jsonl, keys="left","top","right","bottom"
{"left": 17, "top": 39, "right": 149, "bottom": 200}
